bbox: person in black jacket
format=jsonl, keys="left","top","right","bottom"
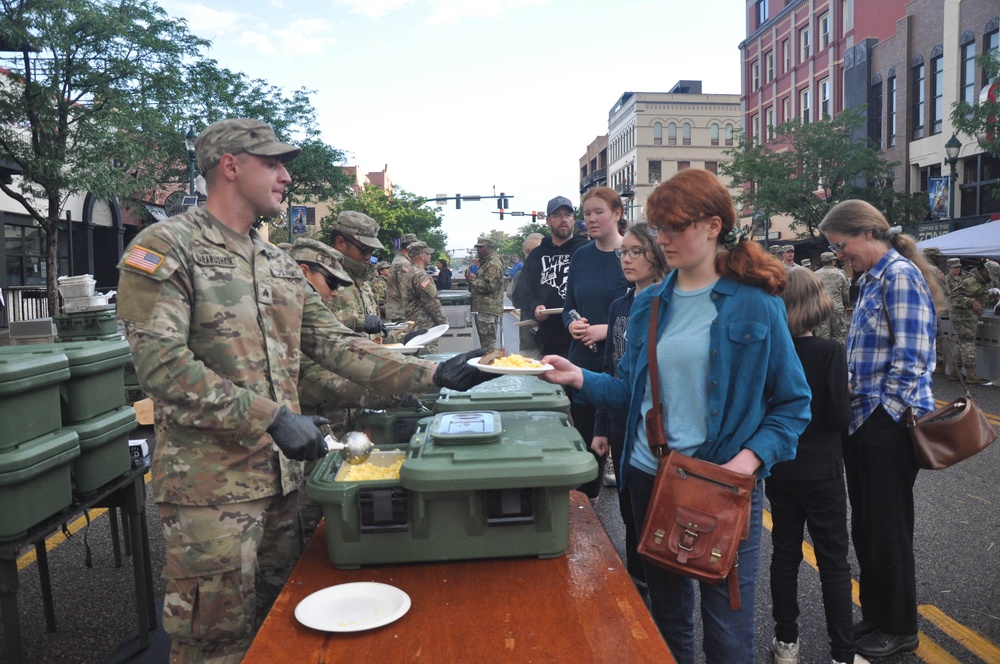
{"left": 511, "top": 195, "right": 588, "bottom": 358}
{"left": 435, "top": 259, "right": 452, "bottom": 290}
{"left": 768, "top": 267, "right": 865, "bottom": 664}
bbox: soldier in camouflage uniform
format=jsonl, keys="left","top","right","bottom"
{"left": 814, "top": 251, "right": 851, "bottom": 344}
{"left": 386, "top": 232, "right": 418, "bottom": 321}
{"left": 923, "top": 248, "right": 950, "bottom": 374}
{"left": 466, "top": 236, "right": 504, "bottom": 351}
{"left": 949, "top": 258, "right": 992, "bottom": 384}
{"left": 116, "top": 119, "right": 492, "bottom": 664}
{"left": 372, "top": 260, "right": 390, "bottom": 319}
{"left": 329, "top": 211, "right": 388, "bottom": 340}
{"left": 403, "top": 241, "right": 448, "bottom": 351}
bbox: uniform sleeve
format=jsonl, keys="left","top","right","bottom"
{"left": 470, "top": 257, "right": 503, "bottom": 295}
{"left": 413, "top": 272, "right": 448, "bottom": 326}
{"left": 330, "top": 288, "right": 365, "bottom": 332}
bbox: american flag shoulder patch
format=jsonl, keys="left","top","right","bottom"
{"left": 124, "top": 245, "right": 166, "bottom": 274}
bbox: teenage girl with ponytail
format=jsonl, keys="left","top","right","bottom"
{"left": 543, "top": 169, "right": 811, "bottom": 664}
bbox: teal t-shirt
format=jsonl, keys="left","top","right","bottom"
{"left": 631, "top": 281, "right": 717, "bottom": 475}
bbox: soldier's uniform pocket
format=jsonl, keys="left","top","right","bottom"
{"left": 163, "top": 534, "right": 249, "bottom": 645}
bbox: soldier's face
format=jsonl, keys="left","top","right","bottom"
{"left": 950, "top": 266, "right": 961, "bottom": 276}
{"left": 237, "top": 154, "right": 290, "bottom": 218}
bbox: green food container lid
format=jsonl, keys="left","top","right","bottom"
{"left": 427, "top": 411, "right": 502, "bottom": 445}
{"left": 58, "top": 339, "right": 132, "bottom": 375}
{"left": 438, "top": 290, "right": 471, "bottom": 306}
{"left": 435, "top": 374, "right": 570, "bottom": 414}
{"left": 0, "top": 347, "right": 70, "bottom": 389}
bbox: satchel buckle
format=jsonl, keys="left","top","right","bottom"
{"left": 679, "top": 528, "right": 699, "bottom": 552}
{"left": 653, "top": 528, "right": 665, "bottom": 545}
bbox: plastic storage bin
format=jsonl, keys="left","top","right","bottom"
{"left": 58, "top": 340, "right": 131, "bottom": 423}
{"left": 0, "top": 348, "right": 70, "bottom": 450}
{"left": 54, "top": 310, "right": 118, "bottom": 340}
{"left": 307, "top": 410, "right": 597, "bottom": 569}
{"left": 434, "top": 374, "right": 570, "bottom": 415}
{"left": 68, "top": 405, "right": 137, "bottom": 494}
{"left": 0, "top": 428, "right": 80, "bottom": 540}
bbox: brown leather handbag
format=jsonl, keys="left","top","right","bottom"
{"left": 635, "top": 297, "right": 756, "bottom": 611}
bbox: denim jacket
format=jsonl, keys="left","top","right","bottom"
{"left": 577, "top": 273, "right": 811, "bottom": 484}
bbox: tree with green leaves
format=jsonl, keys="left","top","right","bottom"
{"left": 721, "top": 109, "right": 927, "bottom": 243}
{"left": 951, "top": 52, "right": 999, "bottom": 158}
{"left": 323, "top": 184, "right": 447, "bottom": 261}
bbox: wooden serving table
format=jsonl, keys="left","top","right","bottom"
{"left": 244, "top": 491, "right": 674, "bottom": 663}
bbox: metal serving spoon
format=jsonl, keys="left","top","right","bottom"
{"left": 320, "top": 426, "right": 374, "bottom": 465}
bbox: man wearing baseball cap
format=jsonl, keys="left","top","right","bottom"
{"left": 387, "top": 232, "right": 419, "bottom": 321}
{"left": 116, "top": 118, "right": 495, "bottom": 662}
{"left": 781, "top": 244, "right": 796, "bottom": 268}
{"left": 512, "top": 195, "right": 589, "bottom": 357}
{"left": 330, "top": 211, "right": 388, "bottom": 339}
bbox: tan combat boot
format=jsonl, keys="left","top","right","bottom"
{"left": 964, "top": 368, "right": 991, "bottom": 385}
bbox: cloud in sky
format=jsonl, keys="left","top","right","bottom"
{"left": 336, "top": 0, "right": 413, "bottom": 21}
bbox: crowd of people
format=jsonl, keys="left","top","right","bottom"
{"left": 117, "top": 117, "right": 997, "bottom": 664}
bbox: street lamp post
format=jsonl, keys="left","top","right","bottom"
{"left": 945, "top": 133, "right": 962, "bottom": 233}
{"left": 184, "top": 128, "right": 198, "bottom": 196}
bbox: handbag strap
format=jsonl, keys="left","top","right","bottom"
{"left": 646, "top": 296, "right": 670, "bottom": 457}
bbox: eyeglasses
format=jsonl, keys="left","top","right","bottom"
{"left": 657, "top": 216, "right": 706, "bottom": 238}
{"left": 344, "top": 235, "right": 375, "bottom": 258}
{"left": 615, "top": 246, "right": 647, "bottom": 260}
{"left": 828, "top": 239, "right": 849, "bottom": 254}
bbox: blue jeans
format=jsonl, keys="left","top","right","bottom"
{"left": 629, "top": 466, "right": 763, "bottom": 664}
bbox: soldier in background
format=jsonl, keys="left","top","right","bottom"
{"left": 781, "top": 244, "right": 797, "bottom": 268}
{"left": 372, "top": 260, "right": 390, "bottom": 319}
{"left": 949, "top": 258, "right": 992, "bottom": 384}
{"left": 466, "top": 236, "right": 504, "bottom": 351}
{"left": 800, "top": 258, "right": 812, "bottom": 270}
{"left": 403, "top": 241, "right": 448, "bottom": 351}
{"left": 923, "top": 248, "right": 950, "bottom": 374}
{"left": 329, "top": 211, "right": 387, "bottom": 340}
{"left": 386, "top": 232, "right": 418, "bottom": 321}
{"left": 814, "top": 251, "right": 851, "bottom": 344}
{"left": 945, "top": 257, "right": 963, "bottom": 294}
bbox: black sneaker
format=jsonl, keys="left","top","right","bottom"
{"left": 856, "top": 630, "right": 918, "bottom": 658}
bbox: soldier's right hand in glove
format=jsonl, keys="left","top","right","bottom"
{"left": 432, "top": 348, "right": 497, "bottom": 391}
{"left": 363, "top": 314, "right": 387, "bottom": 336}
{"left": 267, "top": 407, "right": 331, "bottom": 461}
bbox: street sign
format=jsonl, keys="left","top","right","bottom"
{"left": 509, "top": 211, "right": 525, "bottom": 216}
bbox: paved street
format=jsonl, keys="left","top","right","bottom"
{"left": 2, "top": 311, "right": 999, "bottom": 663}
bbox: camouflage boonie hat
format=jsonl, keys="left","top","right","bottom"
{"left": 947, "top": 257, "right": 961, "bottom": 267}
{"left": 400, "top": 233, "right": 419, "bottom": 247}
{"left": 375, "top": 261, "right": 390, "bottom": 271}
{"left": 332, "top": 211, "right": 384, "bottom": 250}
{"left": 820, "top": 251, "right": 836, "bottom": 263}
{"left": 407, "top": 241, "right": 433, "bottom": 255}
{"left": 288, "top": 238, "right": 352, "bottom": 286}
{"left": 195, "top": 119, "right": 301, "bottom": 174}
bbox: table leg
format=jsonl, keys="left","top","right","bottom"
{"left": 35, "top": 541, "right": 56, "bottom": 632}
{"left": 108, "top": 507, "right": 123, "bottom": 568}
{"left": 0, "top": 557, "right": 24, "bottom": 664}
{"left": 140, "top": 510, "right": 157, "bottom": 625}
{"left": 122, "top": 511, "right": 132, "bottom": 558}
{"left": 124, "top": 477, "right": 151, "bottom": 650}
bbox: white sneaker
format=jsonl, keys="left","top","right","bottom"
{"left": 772, "top": 637, "right": 799, "bottom": 664}
{"left": 833, "top": 657, "right": 870, "bottom": 664}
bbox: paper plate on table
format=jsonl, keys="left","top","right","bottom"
{"left": 539, "top": 307, "right": 563, "bottom": 315}
{"left": 379, "top": 343, "right": 421, "bottom": 354}
{"left": 404, "top": 323, "right": 449, "bottom": 347}
{"left": 467, "top": 357, "right": 553, "bottom": 375}
{"left": 295, "top": 582, "right": 410, "bottom": 632}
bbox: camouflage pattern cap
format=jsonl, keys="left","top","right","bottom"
{"left": 474, "top": 236, "right": 493, "bottom": 247}
{"left": 195, "top": 119, "right": 301, "bottom": 174}
{"left": 332, "top": 210, "right": 384, "bottom": 250}
{"left": 922, "top": 246, "right": 942, "bottom": 256}
{"left": 375, "top": 261, "right": 391, "bottom": 271}
{"left": 782, "top": 244, "right": 795, "bottom": 252}
{"left": 820, "top": 251, "right": 836, "bottom": 262}
{"left": 800, "top": 259, "right": 811, "bottom": 267}
{"left": 408, "top": 241, "right": 433, "bottom": 255}
{"left": 400, "top": 233, "right": 419, "bottom": 247}
{"left": 769, "top": 245, "right": 782, "bottom": 255}
{"left": 947, "top": 257, "right": 962, "bottom": 267}
{"left": 288, "top": 237, "right": 352, "bottom": 286}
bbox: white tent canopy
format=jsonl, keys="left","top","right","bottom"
{"left": 917, "top": 220, "right": 1000, "bottom": 259}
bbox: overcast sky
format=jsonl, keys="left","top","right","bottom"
{"left": 160, "top": 0, "right": 746, "bottom": 253}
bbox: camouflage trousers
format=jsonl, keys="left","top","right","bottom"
{"left": 159, "top": 492, "right": 300, "bottom": 664}
{"left": 475, "top": 313, "right": 500, "bottom": 351}
{"left": 952, "top": 317, "right": 979, "bottom": 371}
{"left": 814, "top": 307, "right": 847, "bottom": 345}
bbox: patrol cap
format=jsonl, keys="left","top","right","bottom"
{"left": 474, "top": 236, "right": 493, "bottom": 248}
{"left": 782, "top": 244, "right": 795, "bottom": 252}
{"left": 195, "top": 119, "right": 301, "bottom": 174}
{"left": 408, "top": 241, "right": 433, "bottom": 255}
{"left": 947, "top": 257, "right": 962, "bottom": 267}
{"left": 400, "top": 233, "right": 419, "bottom": 247}
{"left": 800, "top": 259, "right": 811, "bottom": 267}
{"left": 820, "top": 251, "right": 836, "bottom": 263}
{"left": 375, "top": 260, "right": 390, "bottom": 271}
{"left": 288, "top": 238, "right": 352, "bottom": 286}
{"left": 769, "top": 245, "right": 782, "bottom": 255}
{"left": 547, "top": 195, "right": 574, "bottom": 216}
{"left": 332, "top": 211, "right": 384, "bottom": 250}
{"left": 922, "top": 246, "right": 942, "bottom": 257}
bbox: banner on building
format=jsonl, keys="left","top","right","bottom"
{"left": 928, "top": 176, "right": 949, "bottom": 220}
{"left": 290, "top": 205, "right": 308, "bottom": 235}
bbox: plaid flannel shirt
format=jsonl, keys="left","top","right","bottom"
{"left": 846, "top": 249, "right": 937, "bottom": 434}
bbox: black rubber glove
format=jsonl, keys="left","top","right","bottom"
{"left": 403, "top": 328, "right": 428, "bottom": 344}
{"left": 267, "top": 407, "right": 330, "bottom": 461}
{"left": 363, "top": 314, "right": 387, "bottom": 336}
{"left": 432, "top": 348, "right": 496, "bottom": 391}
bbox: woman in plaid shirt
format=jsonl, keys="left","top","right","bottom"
{"left": 819, "top": 200, "right": 945, "bottom": 660}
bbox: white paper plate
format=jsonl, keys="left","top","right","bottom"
{"left": 514, "top": 320, "right": 538, "bottom": 328}
{"left": 379, "top": 344, "right": 421, "bottom": 354}
{"left": 467, "top": 357, "right": 553, "bottom": 375}
{"left": 295, "top": 582, "right": 411, "bottom": 632}
{"left": 404, "top": 323, "right": 449, "bottom": 347}
{"left": 539, "top": 307, "right": 563, "bottom": 315}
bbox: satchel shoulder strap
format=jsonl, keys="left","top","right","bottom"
{"left": 647, "top": 296, "right": 670, "bottom": 457}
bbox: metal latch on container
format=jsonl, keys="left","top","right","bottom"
{"left": 484, "top": 488, "right": 535, "bottom": 526}
{"left": 359, "top": 487, "right": 409, "bottom": 533}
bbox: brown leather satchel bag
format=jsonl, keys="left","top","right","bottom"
{"left": 635, "top": 297, "right": 756, "bottom": 611}
{"left": 907, "top": 398, "right": 997, "bottom": 469}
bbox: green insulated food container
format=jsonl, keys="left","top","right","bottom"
{"left": 0, "top": 428, "right": 80, "bottom": 540}
{"left": 54, "top": 310, "right": 118, "bottom": 341}
{"left": 437, "top": 289, "right": 471, "bottom": 307}
{"left": 0, "top": 347, "right": 70, "bottom": 451}
{"left": 67, "top": 405, "right": 137, "bottom": 494}
{"left": 57, "top": 340, "right": 131, "bottom": 423}
{"left": 357, "top": 393, "right": 441, "bottom": 447}
{"left": 434, "top": 374, "right": 570, "bottom": 415}
{"left": 307, "top": 410, "right": 597, "bottom": 569}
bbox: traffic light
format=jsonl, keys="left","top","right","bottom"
{"left": 498, "top": 192, "right": 504, "bottom": 220}
{"left": 531, "top": 211, "right": 537, "bottom": 222}
{"left": 499, "top": 208, "right": 504, "bottom": 220}
{"left": 455, "top": 193, "right": 462, "bottom": 209}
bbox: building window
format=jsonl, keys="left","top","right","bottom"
{"left": 668, "top": 122, "right": 677, "bottom": 145}
{"left": 755, "top": 0, "right": 769, "bottom": 28}
{"left": 705, "top": 161, "right": 719, "bottom": 174}
{"left": 752, "top": 114, "right": 760, "bottom": 143}
{"left": 710, "top": 122, "right": 720, "bottom": 146}
{"left": 887, "top": 75, "right": 897, "bottom": 147}
{"left": 930, "top": 55, "right": 943, "bottom": 134}
{"left": 4, "top": 225, "right": 67, "bottom": 287}
{"left": 912, "top": 61, "right": 925, "bottom": 139}
{"left": 782, "top": 96, "right": 791, "bottom": 123}
{"left": 987, "top": 28, "right": 1000, "bottom": 86}
{"left": 819, "top": 12, "right": 831, "bottom": 50}
{"left": 961, "top": 39, "right": 976, "bottom": 105}
{"left": 819, "top": 78, "right": 831, "bottom": 118}
{"left": 653, "top": 122, "right": 662, "bottom": 145}
{"left": 800, "top": 87, "right": 811, "bottom": 123}
{"left": 765, "top": 51, "right": 774, "bottom": 82}
{"left": 800, "top": 27, "right": 811, "bottom": 62}
{"left": 782, "top": 39, "right": 790, "bottom": 73}
{"left": 682, "top": 122, "right": 692, "bottom": 146}
{"left": 751, "top": 61, "right": 760, "bottom": 91}
{"left": 765, "top": 106, "right": 775, "bottom": 139}
{"left": 874, "top": 80, "right": 883, "bottom": 149}
{"left": 678, "top": 161, "right": 690, "bottom": 171}
{"left": 649, "top": 160, "right": 661, "bottom": 184}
